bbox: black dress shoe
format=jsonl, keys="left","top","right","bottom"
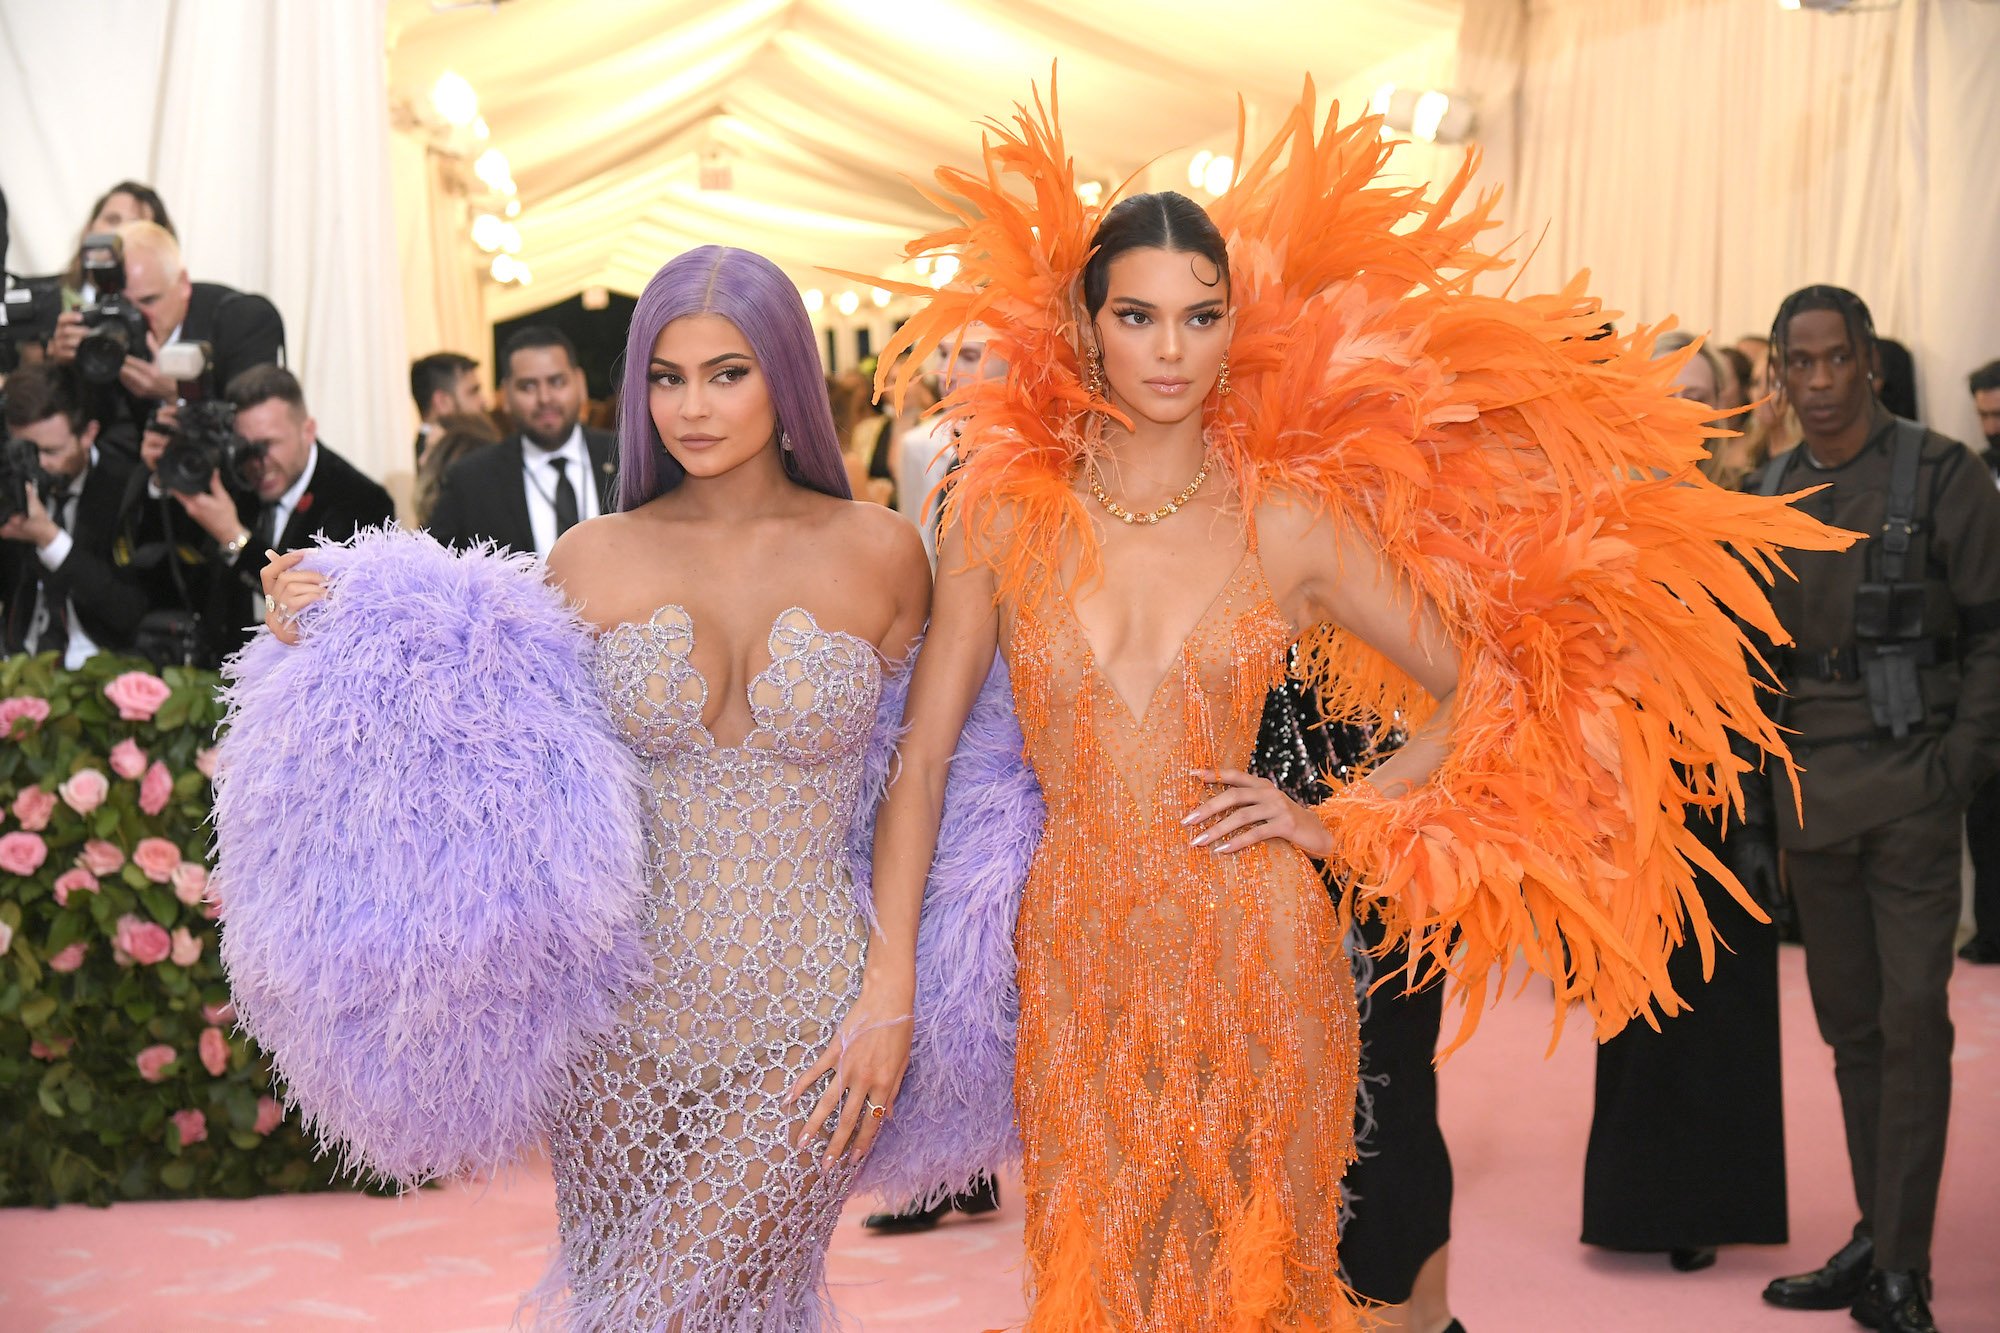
{"left": 1670, "top": 1247, "right": 1718, "bottom": 1272}
{"left": 1763, "top": 1233, "right": 1875, "bottom": 1310}
{"left": 1959, "top": 935, "right": 2000, "bottom": 964}
{"left": 1852, "top": 1270, "right": 1938, "bottom": 1333}
{"left": 951, "top": 1174, "right": 1001, "bottom": 1216}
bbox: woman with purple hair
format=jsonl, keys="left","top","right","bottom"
{"left": 232, "top": 245, "right": 1033, "bottom": 1329}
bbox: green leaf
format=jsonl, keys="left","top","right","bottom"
{"left": 18, "top": 994, "right": 58, "bottom": 1028}
{"left": 121, "top": 999, "right": 156, "bottom": 1024}
{"left": 91, "top": 806, "right": 118, "bottom": 837}
{"left": 159, "top": 1159, "right": 195, "bottom": 1189}
{"left": 45, "top": 912, "right": 84, "bottom": 954}
{"left": 153, "top": 695, "right": 191, "bottom": 733}
{"left": 66, "top": 1079, "right": 94, "bottom": 1115}
{"left": 37, "top": 1082, "right": 66, "bottom": 1117}
{"left": 139, "top": 887, "right": 179, "bottom": 925}
{"left": 121, "top": 864, "right": 150, "bottom": 891}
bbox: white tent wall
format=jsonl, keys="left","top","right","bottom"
{"left": 1506, "top": 0, "right": 2000, "bottom": 452}
{"left": 1, "top": 0, "right": 408, "bottom": 492}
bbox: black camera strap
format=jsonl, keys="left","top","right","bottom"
{"left": 1875, "top": 418, "right": 1926, "bottom": 584}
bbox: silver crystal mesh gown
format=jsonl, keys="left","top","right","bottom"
{"left": 544, "top": 605, "right": 881, "bottom": 1330}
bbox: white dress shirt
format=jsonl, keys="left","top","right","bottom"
{"left": 33, "top": 449, "right": 102, "bottom": 670}
{"left": 267, "top": 444, "right": 320, "bottom": 548}
{"left": 522, "top": 425, "right": 599, "bottom": 558}
{"left": 896, "top": 422, "right": 956, "bottom": 563}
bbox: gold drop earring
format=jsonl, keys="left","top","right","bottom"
{"left": 1217, "top": 355, "right": 1232, "bottom": 396}
{"left": 1085, "top": 344, "right": 1107, "bottom": 400}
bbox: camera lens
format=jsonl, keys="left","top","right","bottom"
{"left": 75, "top": 326, "right": 130, "bottom": 384}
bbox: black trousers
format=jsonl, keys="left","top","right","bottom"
{"left": 1967, "top": 775, "right": 2000, "bottom": 946}
{"left": 1786, "top": 795, "right": 1962, "bottom": 1273}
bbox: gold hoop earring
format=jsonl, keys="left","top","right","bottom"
{"left": 1218, "top": 355, "right": 1231, "bottom": 397}
{"left": 1085, "top": 344, "right": 1107, "bottom": 400}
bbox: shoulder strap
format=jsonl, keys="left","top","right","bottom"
{"left": 1755, "top": 454, "right": 1793, "bottom": 497}
{"left": 1877, "top": 419, "right": 1926, "bottom": 582}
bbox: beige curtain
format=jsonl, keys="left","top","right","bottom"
{"left": 1506, "top": 0, "right": 2000, "bottom": 448}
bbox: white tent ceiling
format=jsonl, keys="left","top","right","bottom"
{"left": 387, "top": 0, "right": 1463, "bottom": 320}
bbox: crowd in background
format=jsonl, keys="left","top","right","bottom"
{"left": 4, "top": 175, "right": 1996, "bottom": 1333}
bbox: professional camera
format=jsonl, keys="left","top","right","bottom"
{"left": 0, "top": 275, "right": 62, "bottom": 374}
{"left": 154, "top": 397, "right": 265, "bottom": 497}
{"left": 74, "top": 233, "right": 153, "bottom": 386}
{"left": 0, "top": 433, "right": 51, "bottom": 526}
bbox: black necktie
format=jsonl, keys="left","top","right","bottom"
{"left": 551, "top": 457, "right": 580, "bottom": 537}
{"left": 252, "top": 501, "right": 281, "bottom": 555}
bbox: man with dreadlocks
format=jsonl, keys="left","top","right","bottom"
{"left": 1751, "top": 285, "right": 2000, "bottom": 1333}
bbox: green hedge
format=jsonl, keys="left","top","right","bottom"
{"left": 0, "top": 651, "right": 353, "bottom": 1207}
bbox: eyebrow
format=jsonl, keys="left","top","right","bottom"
{"left": 1107, "top": 298, "right": 1225, "bottom": 313}
{"left": 649, "top": 352, "right": 753, "bottom": 370}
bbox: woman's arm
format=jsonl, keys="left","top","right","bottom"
{"left": 1190, "top": 508, "right": 1461, "bottom": 856}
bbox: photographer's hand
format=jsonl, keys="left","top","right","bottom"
{"left": 141, "top": 402, "right": 182, "bottom": 475}
{"left": 0, "top": 486, "right": 59, "bottom": 549}
{"left": 175, "top": 472, "right": 249, "bottom": 548}
{"left": 119, "top": 337, "right": 177, "bottom": 401}
{"left": 48, "top": 312, "right": 84, "bottom": 366}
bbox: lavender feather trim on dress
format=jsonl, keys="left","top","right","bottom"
{"left": 849, "top": 654, "right": 1044, "bottom": 1208}
{"left": 213, "top": 528, "right": 650, "bottom": 1187}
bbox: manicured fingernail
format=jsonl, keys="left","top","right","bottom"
{"left": 1180, "top": 811, "right": 1200, "bottom": 826}
{"left": 1191, "top": 833, "right": 1209, "bottom": 847}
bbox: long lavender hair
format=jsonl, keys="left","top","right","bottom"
{"left": 615, "top": 246, "right": 851, "bottom": 509}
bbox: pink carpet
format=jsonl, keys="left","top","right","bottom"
{"left": 3, "top": 947, "right": 1994, "bottom": 1332}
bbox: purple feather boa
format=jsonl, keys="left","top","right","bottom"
{"left": 848, "top": 653, "right": 1043, "bottom": 1209}
{"left": 213, "top": 529, "right": 650, "bottom": 1187}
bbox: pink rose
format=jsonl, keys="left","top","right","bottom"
{"left": 254, "top": 1096, "right": 283, "bottom": 1136}
{"left": 172, "top": 861, "right": 209, "bottom": 905}
{"left": 169, "top": 926, "right": 202, "bottom": 968}
{"left": 11, "top": 785, "right": 56, "bottom": 831}
{"left": 169, "top": 1108, "right": 207, "bottom": 1146}
{"left": 0, "top": 696, "right": 50, "bottom": 738}
{"left": 0, "top": 831, "right": 48, "bottom": 876}
{"left": 112, "top": 914, "right": 172, "bottom": 967}
{"left": 195, "top": 747, "right": 219, "bottom": 779}
{"left": 104, "top": 672, "right": 172, "bottom": 722}
{"left": 57, "top": 769, "right": 109, "bottom": 816}
{"left": 199, "top": 1026, "right": 230, "bottom": 1076}
{"left": 110, "top": 739, "right": 149, "bottom": 780}
{"left": 139, "top": 762, "right": 173, "bottom": 817}
{"left": 133, "top": 837, "right": 181, "bottom": 883}
{"left": 30, "top": 1037, "right": 74, "bottom": 1060}
{"left": 0, "top": 919, "right": 11, "bottom": 954}
{"left": 48, "top": 941, "right": 88, "bottom": 973}
{"left": 52, "top": 868, "right": 99, "bottom": 907}
{"left": 201, "top": 999, "right": 236, "bottom": 1027}
{"left": 77, "top": 840, "right": 125, "bottom": 876}
{"left": 135, "top": 1043, "right": 177, "bottom": 1082}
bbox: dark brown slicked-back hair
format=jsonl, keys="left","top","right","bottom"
{"left": 1080, "top": 191, "right": 1229, "bottom": 318}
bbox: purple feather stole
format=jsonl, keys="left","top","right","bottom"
{"left": 214, "top": 528, "right": 1040, "bottom": 1207}
{"left": 213, "top": 530, "right": 652, "bottom": 1186}
{"left": 850, "top": 654, "right": 1043, "bottom": 1209}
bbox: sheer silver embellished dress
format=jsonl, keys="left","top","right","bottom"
{"left": 543, "top": 604, "right": 882, "bottom": 1330}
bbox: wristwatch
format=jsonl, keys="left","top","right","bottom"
{"left": 220, "top": 529, "right": 254, "bottom": 561}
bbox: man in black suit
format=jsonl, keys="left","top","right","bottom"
{"left": 49, "top": 221, "right": 285, "bottom": 460}
{"left": 140, "top": 364, "right": 393, "bottom": 663}
{"left": 426, "top": 326, "right": 616, "bottom": 557}
{"left": 0, "top": 365, "right": 149, "bottom": 664}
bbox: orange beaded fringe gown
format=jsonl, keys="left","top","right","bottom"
{"left": 870, "top": 82, "right": 1850, "bottom": 1330}
{"left": 1008, "top": 522, "right": 1359, "bottom": 1330}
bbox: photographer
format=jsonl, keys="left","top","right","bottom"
{"left": 49, "top": 222, "right": 284, "bottom": 459}
{"left": 141, "top": 364, "right": 392, "bottom": 663}
{"left": 0, "top": 365, "right": 148, "bottom": 665}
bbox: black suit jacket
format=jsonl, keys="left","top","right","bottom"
{"left": 425, "top": 428, "right": 619, "bottom": 555}
{"left": 93, "top": 281, "right": 287, "bottom": 465}
{"left": 2, "top": 451, "right": 151, "bottom": 657}
{"left": 198, "top": 442, "right": 394, "bottom": 661}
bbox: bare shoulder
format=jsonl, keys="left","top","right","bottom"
{"left": 545, "top": 511, "right": 645, "bottom": 628}
{"left": 830, "top": 499, "right": 930, "bottom": 600}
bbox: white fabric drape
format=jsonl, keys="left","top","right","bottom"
{"left": 1, "top": 0, "right": 409, "bottom": 489}
{"left": 1506, "top": 0, "right": 2000, "bottom": 450}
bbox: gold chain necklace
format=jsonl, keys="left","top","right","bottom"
{"left": 1087, "top": 457, "right": 1212, "bottom": 526}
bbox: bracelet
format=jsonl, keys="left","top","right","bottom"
{"left": 219, "top": 529, "right": 253, "bottom": 560}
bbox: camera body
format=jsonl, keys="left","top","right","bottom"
{"left": 155, "top": 397, "right": 264, "bottom": 498}
{"left": 74, "top": 233, "right": 153, "bottom": 386}
{"left": 0, "top": 275, "right": 63, "bottom": 375}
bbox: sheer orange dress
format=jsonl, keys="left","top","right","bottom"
{"left": 1005, "top": 517, "right": 1361, "bottom": 1331}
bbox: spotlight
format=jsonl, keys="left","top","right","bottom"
{"left": 1188, "top": 150, "right": 1213, "bottom": 190}
{"left": 431, "top": 71, "right": 478, "bottom": 128}
{"left": 803, "top": 288, "right": 825, "bottom": 314}
{"left": 836, "top": 290, "right": 861, "bottom": 317}
{"left": 1201, "top": 155, "right": 1235, "bottom": 197}
{"left": 871, "top": 287, "right": 892, "bottom": 308}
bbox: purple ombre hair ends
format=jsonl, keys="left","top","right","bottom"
{"left": 615, "top": 246, "right": 851, "bottom": 509}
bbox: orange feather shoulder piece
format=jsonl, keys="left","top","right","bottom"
{"left": 877, "top": 81, "right": 1852, "bottom": 1050}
